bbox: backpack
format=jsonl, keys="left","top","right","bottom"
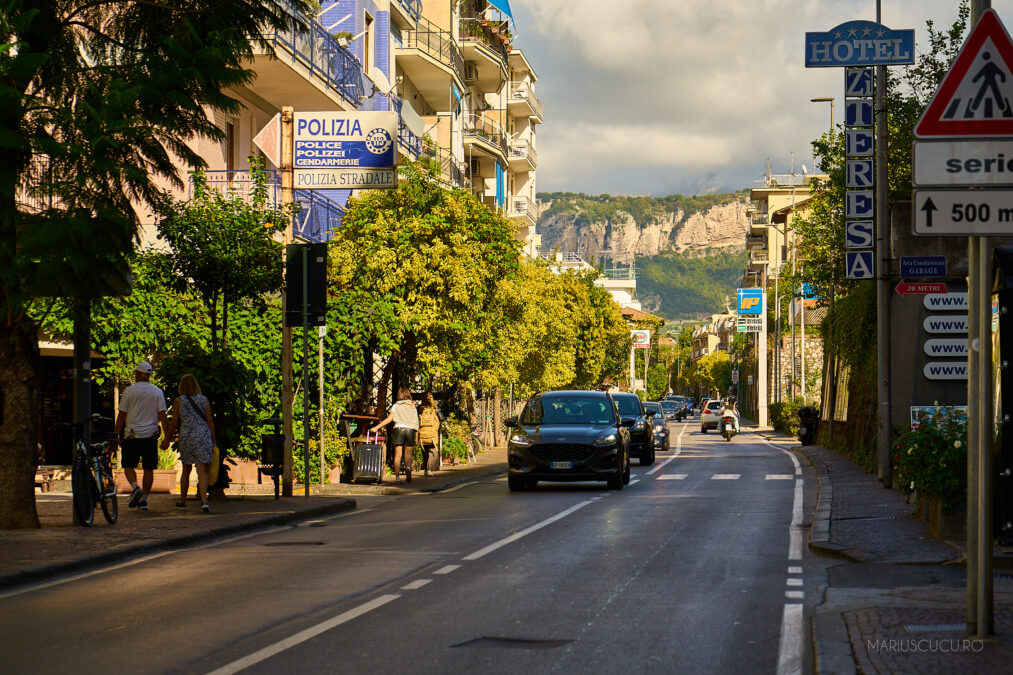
{"left": 418, "top": 407, "right": 440, "bottom": 445}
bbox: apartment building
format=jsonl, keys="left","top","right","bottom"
{"left": 690, "top": 312, "right": 736, "bottom": 362}
{"left": 143, "top": 0, "right": 541, "bottom": 256}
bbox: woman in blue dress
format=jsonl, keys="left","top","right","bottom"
{"left": 161, "top": 374, "right": 216, "bottom": 512}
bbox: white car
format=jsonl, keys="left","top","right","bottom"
{"left": 700, "top": 399, "right": 724, "bottom": 432}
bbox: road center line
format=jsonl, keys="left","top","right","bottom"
{"left": 207, "top": 594, "right": 401, "bottom": 675}
{"left": 433, "top": 564, "right": 460, "bottom": 575}
{"left": 462, "top": 500, "right": 593, "bottom": 561}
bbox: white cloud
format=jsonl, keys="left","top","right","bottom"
{"left": 511, "top": 0, "right": 981, "bottom": 195}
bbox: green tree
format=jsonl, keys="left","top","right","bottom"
{"left": 1, "top": 0, "right": 313, "bottom": 528}
{"left": 155, "top": 159, "right": 291, "bottom": 353}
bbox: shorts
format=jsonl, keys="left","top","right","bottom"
{"left": 121, "top": 435, "right": 159, "bottom": 470}
{"left": 391, "top": 426, "right": 417, "bottom": 447}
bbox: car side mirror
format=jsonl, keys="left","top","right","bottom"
{"left": 504, "top": 416, "right": 517, "bottom": 428}
{"left": 620, "top": 417, "right": 637, "bottom": 427}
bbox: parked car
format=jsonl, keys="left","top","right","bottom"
{"left": 700, "top": 399, "right": 724, "bottom": 432}
{"left": 659, "top": 398, "right": 686, "bottom": 422}
{"left": 643, "top": 401, "right": 670, "bottom": 451}
{"left": 505, "top": 390, "right": 632, "bottom": 491}
{"left": 611, "top": 392, "right": 656, "bottom": 465}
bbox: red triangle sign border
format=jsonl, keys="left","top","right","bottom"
{"left": 915, "top": 9, "right": 1013, "bottom": 138}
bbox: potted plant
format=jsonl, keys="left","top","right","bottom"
{"left": 114, "top": 445, "right": 179, "bottom": 494}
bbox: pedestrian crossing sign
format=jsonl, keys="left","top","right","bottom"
{"left": 916, "top": 9, "right": 1013, "bottom": 138}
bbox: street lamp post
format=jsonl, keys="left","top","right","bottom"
{"left": 810, "top": 96, "right": 834, "bottom": 131}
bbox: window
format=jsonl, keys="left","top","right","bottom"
{"left": 226, "top": 121, "right": 236, "bottom": 172}
{"left": 363, "top": 13, "right": 373, "bottom": 72}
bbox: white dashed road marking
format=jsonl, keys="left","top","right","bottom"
{"left": 433, "top": 565, "right": 460, "bottom": 575}
{"left": 659, "top": 474, "right": 688, "bottom": 480}
{"left": 711, "top": 474, "right": 741, "bottom": 480}
{"left": 766, "top": 474, "right": 794, "bottom": 480}
{"left": 401, "top": 579, "right": 431, "bottom": 590}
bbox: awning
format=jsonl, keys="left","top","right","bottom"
{"left": 487, "top": 0, "right": 513, "bottom": 18}
{"left": 400, "top": 97, "right": 426, "bottom": 137}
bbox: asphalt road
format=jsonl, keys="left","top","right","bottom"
{"left": 2, "top": 421, "right": 815, "bottom": 675}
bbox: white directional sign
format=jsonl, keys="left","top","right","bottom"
{"left": 924, "top": 338, "right": 968, "bottom": 357}
{"left": 913, "top": 188, "right": 1013, "bottom": 234}
{"left": 923, "top": 292, "right": 968, "bottom": 310}
{"left": 913, "top": 139, "right": 1013, "bottom": 186}
{"left": 253, "top": 113, "right": 281, "bottom": 167}
{"left": 922, "top": 315, "right": 969, "bottom": 333}
{"left": 923, "top": 361, "right": 969, "bottom": 380}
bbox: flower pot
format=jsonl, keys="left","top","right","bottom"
{"left": 115, "top": 469, "right": 178, "bottom": 494}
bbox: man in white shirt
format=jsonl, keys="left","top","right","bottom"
{"left": 113, "top": 362, "right": 169, "bottom": 511}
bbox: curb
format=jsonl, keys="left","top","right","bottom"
{"left": 796, "top": 446, "right": 874, "bottom": 564}
{"left": 0, "top": 498, "right": 356, "bottom": 591}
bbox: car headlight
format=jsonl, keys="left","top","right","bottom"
{"left": 593, "top": 432, "right": 617, "bottom": 446}
{"left": 633, "top": 420, "right": 646, "bottom": 430}
{"left": 509, "top": 434, "right": 531, "bottom": 446}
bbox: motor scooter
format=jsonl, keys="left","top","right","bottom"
{"left": 797, "top": 406, "right": 819, "bottom": 445}
{"left": 720, "top": 410, "right": 738, "bottom": 441}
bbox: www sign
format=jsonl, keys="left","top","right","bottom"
{"left": 923, "top": 362, "right": 969, "bottom": 379}
{"left": 923, "top": 315, "right": 969, "bottom": 333}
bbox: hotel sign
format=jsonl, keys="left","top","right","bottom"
{"left": 805, "top": 21, "right": 915, "bottom": 67}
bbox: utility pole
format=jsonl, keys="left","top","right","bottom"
{"left": 875, "top": 0, "right": 892, "bottom": 489}
{"left": 281, "top": 106, "right": 294, "bottom": 497}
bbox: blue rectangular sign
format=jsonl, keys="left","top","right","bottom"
{"left": 805, "top": 21, "right": 915, "bottom": 67}
{"left": 901, "top": 256, "right": 947, "bottom": 278}
{"left": 293, "top": 111, "right": 397, "bottom": 170}
{"left": 846, "top": 251, "right": 875, "bottom": 280}
{"left": 737, "top": 288, "right": 764, "bottom": 315}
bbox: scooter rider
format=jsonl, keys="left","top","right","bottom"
{"left": 720, "top": 396, "right": 740, "bottom": 434}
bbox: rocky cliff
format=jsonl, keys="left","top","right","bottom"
{"left": 536, "top": 192, "right": 750, "bottom": 263}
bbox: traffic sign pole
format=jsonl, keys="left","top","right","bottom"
{"left": 875, "top": 1, "right": 892, "bottom": 487}
{"left": 281, "top": 106, "right": 294, "bottom": 498}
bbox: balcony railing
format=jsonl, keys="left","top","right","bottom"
{"left": 509, "top": 140, "right": 537, "bottom": 167}
{"left": 750, "top": 251, "right": 770, "bottom": 265}
{"left": 392, "top": 0, "right": 422, "bottom": 22}
{"left": 401, "top": 16, "right": 465, "bottom": 83}
{"left": 459, "top": 18, "right": 509, "bottom": 64}
{"left": 751, "top": 214, "right": 770, "bottom": 225}
{"left": 463, "top": 112, "right": 506, "bottom": 151}
{"left": 391, "top": 97, "right": 423, "bottom": 157}
{"left": 418, "top": 142, "right": 468, "bottom": 190}
{"left": 510, "top": 82, "right": 543, "bottom": 119}
{"left": 509, "top": 195, "right": 540, "bottom": 220}
{"left": 261, "top": 7, "right": 369, "bottom": 106}
{"left": 745, "top": 234, "right": 767, "bottom": 249}
{"left": 194, "top": 170, "right": 344, "bottom": 243}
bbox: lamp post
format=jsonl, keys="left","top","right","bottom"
{"left": 810, "top": 96, "right": 834, "bottom": 131}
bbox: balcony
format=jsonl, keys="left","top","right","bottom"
{"left": 750, "top": 214, "right": 770, "bottom": 235}
{"left": 459, "top": 18, "right": 508, "bottom": 92}
{"left": 749, "top": 251, "right": 769, "bottom": 269}
{"left": 508, "top": 195, "right": 540, "bottom": 225}
{"left": 418, "top": 142, "right": 469, "bottom": 190}
{"left": 194, "top": 170, "right": 344, "bottom": 243}
{"left": 391, "top": 96, "right": 423, "bottom": 159}
{"left": 389, "top": 0, "right": 422, "bottom": 30}
{"left": 463, "top": 112, "right": 506, "bottom": 160}
{"left": 508, "top": 140, "right": 537, "bottom": 170}
{"left": 508, "top": 82, "right": 543, "bottom": 123}
{"left": 745, "top": 234, "right": 767, "bottom": 250}
{"left": 397, "top": 16, "right": 465, "bottom": 110}
{"left": 252, "top": 8, "right": 368, "bottom": 110}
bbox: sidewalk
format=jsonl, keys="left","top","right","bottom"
{"left": 0, "top": 448, "right": 506, "bottom": 591}
{"left": 787, "top": 436, "right": 1013, "bottom": 674}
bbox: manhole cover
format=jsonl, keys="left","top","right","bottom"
{"left": 263, "top": 541, "right": 324, "bottom": 546}
{"left": 451, "top": 637, "right": 572, "bottom": 650}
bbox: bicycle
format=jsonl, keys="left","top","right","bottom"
{"left": 70, "top": 415, "right": 118, "bottom": 526}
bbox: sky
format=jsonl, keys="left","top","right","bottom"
{"left": 508, "top": 0, "right": 995, "bottom": 197}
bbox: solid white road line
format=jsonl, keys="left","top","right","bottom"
{"left": 208, "top": 594, "right": 401, "bottom": 675}
{"left": 776, "top": 603, "right": 804, "bottom": 675}
{"left": 433, "top": 565, "right": 460, "bottom": 575}
{"left": 462, "top": 500, "right": 593, "bottom": 561}
{"left": 646, "top": 423, "right": 688, "bottom": 475}
{"left": 711, "top": 474, "right": 741, "bottom": 480}
{"left": 658, "top": 474, "right": 688, "bottom": 480}
{"left": 0, "top": 550, "right": 176, "bottom": 601}
{"left": 629, "top": 479, "right": 640, "bottom": 485}
{"left": 789, "top": 478, "right": 804, "bottom": 561}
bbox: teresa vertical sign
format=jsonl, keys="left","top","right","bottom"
{"left": 805, "top": 21, "right": 915, "bottom": 67}
{"left": 293, "top": 111, "right": 398, "bottom": 189}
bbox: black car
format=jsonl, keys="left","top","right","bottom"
{"left": 659, "top": 399, "right": 686, "bottom": 422}
{"left": 610, "top": 392, "right": 656, "bottom": 465}
{"left": 643, "top": 401, "right": 670, "bottom": 451}
{"left": 506, "top": 391, "right": 632, "bottom": 491}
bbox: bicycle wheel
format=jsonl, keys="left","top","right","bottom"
{"left": 97, "top": 459, "right": 118, "bottom": 524}
{"left": 71, "top": 459, "right": 95, "bottom": 527}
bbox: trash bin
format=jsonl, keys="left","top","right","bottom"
{"left": 797, "top": 406, "right": 819, "bottom": 445}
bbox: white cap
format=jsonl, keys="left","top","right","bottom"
{"left": 134, "top": 361, "right": 153, "bottom": 375}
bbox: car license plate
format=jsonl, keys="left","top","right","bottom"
{"left": 550, "top": 461, "right": 573, "bottom": 470}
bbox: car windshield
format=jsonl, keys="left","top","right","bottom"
{"left": 519, "top": 395, "right": 616, "bottom": 425}
{"left": 613, "top": 396, "right": 643, "bottom": 416}
{"left": 643, "top": 402, "right": 661, "bottom": 414}
{"left": 659, "top": 401, "right": 680, "bottom": 410}
{"left": 706, "top": 401, "right": 722, "bottom": 411}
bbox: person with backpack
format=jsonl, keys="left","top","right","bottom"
{"left": 417, "top": 392, "right": 444, "bottom": 477}
{"left": 370, "top": 388, "right": 420, "bottom": 484}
